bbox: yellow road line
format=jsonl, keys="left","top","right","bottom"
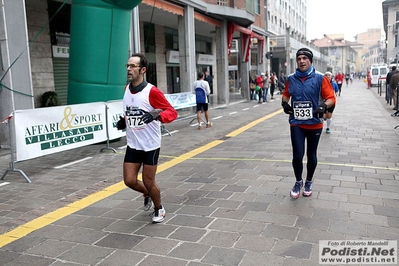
{"left": 226, "top": 109, "right": 283, "bottom": 137}
{"left": 0, "top": 111, "right": 281, "bottom": 248}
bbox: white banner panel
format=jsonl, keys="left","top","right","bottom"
{"left": 106, "top": 100, "right": 126, "bottom": 140}
{"left": 164, "top": 92, "right": 196, "bottom": 109}
{"left": 14, "top": 102, "right": 107, "bottom": 161}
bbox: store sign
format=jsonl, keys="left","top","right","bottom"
{"left": 52, "top": 45, "right": 69, "bottom": 58}
{"left": 166, "top": 50, "right": 179, "bottom": 64}
{"left": 197, "top": 54, "right": 215, "bottom": 65}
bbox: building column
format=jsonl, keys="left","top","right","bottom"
{"left": 130, "top": 6, "right": 140, "bottom": 54}
{"left": 178, "top": 5, "right": 196, "bottom": 93}
{"left": 0, "top": 0, "right": 34, "bottom": 148}
{"left": 215, "top": 20, "right": 229, "bottom": 104}
{"left": 239, "top": 32, "right": 250, "bottom": 100}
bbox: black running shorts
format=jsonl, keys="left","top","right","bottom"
{"left": 196, "top": 103, "right": 209, "bottom": 112}
{"left": 124, "top": 146, "right": 160, "bottom": 165}
{"left": 326, "top": 104, "right": 336, "bottom": 113}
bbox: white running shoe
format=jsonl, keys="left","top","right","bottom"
{"left": 152, "top": 206, "right": 166, "bottom": 223}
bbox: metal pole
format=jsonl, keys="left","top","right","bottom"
{"left": 0, "top": 116, "right": 31, "bottom": 183}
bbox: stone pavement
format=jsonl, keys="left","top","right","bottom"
{"left": 0, "top": 79, "right": 398, "bottom": 266}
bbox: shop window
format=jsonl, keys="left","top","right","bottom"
{"left": 47, "top": 0, "right": 71, "bottom": 45}
{"left": 229, "top": 53, "right": 238, "bottom": 66}
{"left": 144, "top": 23, "right": 155, "bottom": 53}
{"left": 165, "top": 27, "right": 179, "bottom": 50}
{"left": 146, "top": 63, "right": 157, "bottom": 87}
{"left": 195, "top": 35, "right": 212, "bottom": 54}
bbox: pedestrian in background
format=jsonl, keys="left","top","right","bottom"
{"left": 278, "top": 72, "right": 286, "bottom": 94}
{"left": 324, "top": 71, "right": 339, "bottom": 134}
{"left": 262, "top": 71, "right": 270, "bottom": 102}
{"left": 389, "top": 68, "right": 399, "bottom": 111}
{"left": 270, "top": 72, "right": 276, "bottom": 99}
{"left": 366, "top": 71, "right": 372, "bottom": 89}
{"left": 204, "top": 70, "right": 213, "bottom": 95}
{"left": 117, "top": 53, "right": 178, "bottom": 223}
{"left": 334, "top": 71, "right": 344, "bottom": 96}
{"left": 256, "top": 74, "right": 263, "bottom": 104}
{"left": 345, "top": 73, "right": 350, "bottom": 87}
{"left": 386, "top": 66, "right": 396, "bottom": 104}
{"left": 193, "top": 72, "right": 213, "bottom": 129}
{"left": 281, "top": 48, "right": 335, "bottom": 199}
{"left": 249, "top": 75, "right": 256, "bottom": 100}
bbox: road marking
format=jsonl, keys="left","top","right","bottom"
{"left": 229, "top": 111, "right": 238, "bottom": 115}
{"left": 242, "top": 108, "right": 250, "bottom": 111}
{"left": 159, "top": 156, "right": 399, "bottom": 171}
{"left": 0, "top": 109, "right": 281, "bottom": 248}
{"left": 0, "top": 182, "right": 10, "bottom": 187}
{"left": 212, "top": 116, "right": 223, "bottom": 120}
{"left": 54, "top": 157, "right": 93, "bottom": 169}
{"left": 162, "top": 130, "right": 178, "bottom": 136}
{"left": 226, "top": 109, "right": 283, "bottom": 137}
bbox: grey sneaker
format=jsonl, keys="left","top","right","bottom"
{"left": 143, "top": 195, "right": 152, "bottom": 211}
{"left": 303, "top": 181, "right": 313, "bottom": 197}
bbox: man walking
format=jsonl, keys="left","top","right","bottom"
{"left": 193, "top": 72, "right": 212, "bottom": 129}
{"left": 389, "top": 68, "right": 399, "bottom": 111}
{"left": 204, "top": 71, "right": 213, "bottom": 95}
{"left": 387, "top": 66, "right": 397, "bottom": 108}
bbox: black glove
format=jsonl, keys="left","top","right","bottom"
{"left": 282, "top": 101, "right": 293, "bottom": 114}
{"left": 315, "top": 103, "right": 327, "bottom": 118}
{"left": 116, "top": 116, "right": 126, "bottom": 130}
{"left": 141, "top": 109, "right": 162, "bottom": 124}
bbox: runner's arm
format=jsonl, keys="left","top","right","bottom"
{"left": 149, "top": 87, "right": 178, "bottom": 123}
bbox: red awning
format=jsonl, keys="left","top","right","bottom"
{"left": 228, "top": 23, "right": 265, "bottom": 63}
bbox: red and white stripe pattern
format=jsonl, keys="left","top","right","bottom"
{"left": 0, "top": 114, "right": 13, "bottom": 124}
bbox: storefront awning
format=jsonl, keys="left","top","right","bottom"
{"left": 142, "top": 0, "right": 183, "bottom": 16}
{"left": 228, "top": 23, "right": 265, "bottom": 63}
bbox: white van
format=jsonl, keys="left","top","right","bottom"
{"left": 370, "top": 64, "right": 389, "bottom": 87}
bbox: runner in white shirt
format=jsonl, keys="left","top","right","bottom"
{"left": 116, "top": 53, "right": 177, "bottom": 223}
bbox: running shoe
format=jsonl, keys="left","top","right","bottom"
{"left": 206, "top": 122, "right": 213, "bottom": 128}
{"left": 143, "top": 194, "right": 152, "bottom": 211}
{"left": 198, "top": 125, "right": 203, "bottom": 130}
{"left": 303, "top": 181, "right": 313, "bottom": 197}
{"left": 326, "top": 128, "right": 331, "bottom": 134}
{"left": 152, "top": 206, "right": 166, "bottom": 223}
{"left": 290, "top": 180, "right": 303, "bottom": 199}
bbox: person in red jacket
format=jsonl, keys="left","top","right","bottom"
{"left": 116, "top": 53, "right": 177, "bottom": 223}
{"left": 366, "top": 71, "right": 372, "bottom": 89}
{"left": 334, "top": 71, "right": 344, "bottom": 96}
{"left": 256, "top": 74, "right": 263, "bottom": 103}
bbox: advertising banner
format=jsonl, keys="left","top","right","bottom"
{"left": 164, "top": 92, "right": 196, "bottom": 110}
{"left": 106, "top": 100, "right": 126, "bottom": 140}
{"left": 14, "top": 103, "right": 107, "bottom": 161}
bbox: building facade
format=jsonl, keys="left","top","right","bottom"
{"left": 383, "top": 0, "right": 399, "bottom": 66}
{"left": 0, "top": 0, "right": 321, "bottom": 148}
